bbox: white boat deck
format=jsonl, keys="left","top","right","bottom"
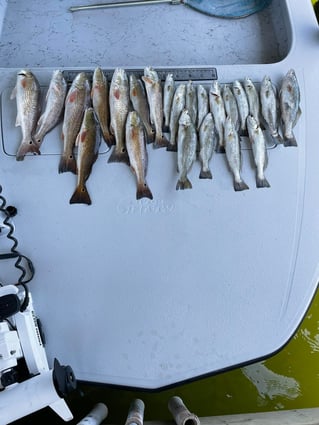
{"left": 0, "top": 0, "right": 319, "bottom": 390}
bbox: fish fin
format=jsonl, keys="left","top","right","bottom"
{"left": 199, "top": 169, "right": 212, "bottom": 179}
{"left": 102, "top": 132, "right": 115, "bottom": 147}
{"left": 215, "top": 144, "right": 225, "bottom": 154}
{"left": 58, "top": 153, "right": 77, "bottom": 174}
{"left": 10, "top": 86, "right": 17, "bottom": 100}
{"left": 75, "top": 132, "right": 81, "bottom": 147}
{"left": 293, "top": 107, "right": 302, "bottom": 127}
{"left": 233, "top": 180, "right": 249, "bottom": 191}
{"left": 256, "top": 176, "right": 270, "bottom": 188}
{"left": 136, "top": 182, "right": 153, "bottom": 200}
{"left": 69, "top": 185, "right": 92, "bottom": 205}
{"left": 176, "top": 177, "right": 192, "bottom": 190}
{"left": 107, "top": 147, "right": 130, "bottom": 165}
{"left": 154, "top": 135, "right": 169, "bottom": 149}
{"left": 167, "top": 143, "right": 177, "bottom": 152}
{"left": 272, "top": 132, "right": 284, "bottom": 144}
{"left": 16, "top": 140, "right": 41, "bottom": 161}
{"left": 283, "top": 134, "right": 298, "bottom": 147}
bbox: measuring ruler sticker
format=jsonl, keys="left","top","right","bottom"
{"left": 62, "top": 67, "right": 218, "bottom": 84}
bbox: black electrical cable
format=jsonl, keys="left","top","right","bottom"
{"left": 0, "top": 185, "right": 35, "bottom": 302}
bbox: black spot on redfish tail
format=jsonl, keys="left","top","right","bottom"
{"left": 16, "top": 140, "right": 41, "bottom": 161}
{"left": 107, "top": 146, "right": 130, "bottom": 165}
{"left": 69, "top": 184, "right": 92, "bottom": 205}
{"left": 233, "top": 179, "right": 249, "bottom": 192}
{"left": 176, "top": 177, "right": 192, "bottom": 190}
{"left": 136, "top": 182, "right": 153, "bottom": 200}
{"left": 153, "top": 134, "right": 169, "bottom": 149}
{"left": 58, "top": 153, "right": 77, "bottom": 174}
{"left": 199, "top": 169, "right": 213, "bottom": 179}
{"left": 256, "top": 176, "right": 271, "bottom": 189}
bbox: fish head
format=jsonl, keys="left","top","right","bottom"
{"left": 128, "top": 110, "right": 141, "bottom": 128}
{"left": 232, "top": 80, "right": 243, "bottom": 95}
{"left": 210, "top": 80, "right": 221, "bottom": 96}
{"left": 247, "top": 114, "right": 258, "bottom": 131}
{"left": 73, "top": 72, "right": 90, "bottom": 90}
{"left": 261, "top": 75, "right": 272, "bottom": 88}
{"left": 244, "top": 77, "right": 254, "bottom": 90}
{"left": 17, "top": 69, "right": 37, "bottom": 90}
{"left": 112, "top": 68, "right": 128, "bottom": 87}
{"left": 129, "top": 73, "right": 137, "bottom": 86}
{"left": 179, "top": 109, "right": 192, "bottom": 127}
{"left": 93, "top": 67, "right": 105, "bottom": 84}
{"left": 143, "top": 66, "right": 159, "bottom": 84}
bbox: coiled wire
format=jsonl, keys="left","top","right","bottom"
{"left": 0, "top": 184, "right": 34, "bottom": 310}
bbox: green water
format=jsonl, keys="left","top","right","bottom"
{"left": 57, "top": 285, "right": 319, "bottom": 424}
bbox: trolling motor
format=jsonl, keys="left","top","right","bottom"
{"left": 0, "top": 284, "right": 76, "bottom": 424}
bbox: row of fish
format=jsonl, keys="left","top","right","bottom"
{"left": 9, "top": 67, "right": 301, "bottom": 202}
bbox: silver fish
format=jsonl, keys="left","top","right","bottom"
{"left": 244, "top": 77, "right": 260, "bottom": 124}
{"left": 224, "top": 116, "right": 249, "bottom": 192}
{"left": 168, "top": 84, "right": 186, "bottom": 152}
{"left": 197, "top": 84, "right": 209, "bottom": 131}
{"left": 223, "top": 84, "right": 239, "bottom": 132}
{"left": 91, "top": 67, "right": 114, "bottom": 147}
{"left": 176, "top": 109, "right": 197, "bottom": 190}
{"left": 247, "top": 115, "right": 270, "bottom": 188}
{"left": 126, "top": 111, "right": 153, "bottom": 200}
{"left": 142, "top": 66, "right": 168, "bottom": 149}
{"left": 163, "top": 73, "right": 175, "bottom": 132}
{"left": 186, "top": 80, "right": 197, "bottom": 125}
{"left": 69, "top": 107, "right": 99, "bottom": 205}
{"left": 129, "top": 74, "right": 154, "bottom": 144}
{"left": 60, "top": 72, "right": 91, "bottom": 173}
{"left": 10, "top": 69, "right": 41, "bottom": 161}
{"left": 232, "top": 80, "right": 249, "bottom": 133}
{"left": 209, "top": 80, "right": 226, "bottom": 153}
{"left": 279, "top": 69, "right": 301, "bottom": 147}
{"left": 198, "top": 113, "right": 216, "bottom": 179}
{"left": 260, "top": 75, "right": 282, "bottom": 143}
{"left": 33, "top": 70, "right": 67, "bottom": 149}
{"left": 108, "top": 68, "right": 130, "bottom": 164}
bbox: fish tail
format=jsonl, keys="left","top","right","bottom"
{"left": 283, "top": 134, "right": 298, "bottom": 147}
{"left": 234, "top": 180, "right": 249, "bottom": 192}
{"left": 199, "top": 168, "right": 212, "bottom": 179}
{"left": 108, "top": 146, "right": 130, "bottom": 165}
{"left": 167, "top": 142, "right": 177, "bottom": 152}
{"left": 69, "top": 184, "right": 92, "bottom": 205}
{"left": 154, "top": 134, "right": 169, "bottom": 149}
{"left": 58, "top": 153, "right": 77, "bottom": 174}
{"left": 215, "top": 143, "right": 225, "bottom": 154}
{"left": 102, "top": 131, "right": 115, "bottom": 147}
{"left": 16, "top": 140, "right": 41, "bottom": 161}
{"left": 136, "top": 182, "right": 153, "bottom": 200}
{"left": 273, "top": 132, "right": 284, "bottom": 144}
{"left": 256, "top": 176, "right": 271, "bottom": 188}
{"left": 176, "top": 177, "right": 192, "bottom": 190}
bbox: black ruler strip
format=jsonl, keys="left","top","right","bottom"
{"left": 62, "top": 67, "right": 218, "bottom": 83}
